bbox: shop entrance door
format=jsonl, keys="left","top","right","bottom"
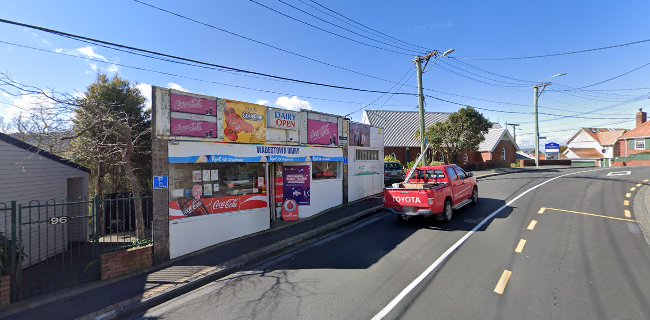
{"left": 269, "top": 164, "right": 284, "bottom": 223}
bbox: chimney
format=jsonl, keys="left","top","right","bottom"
{"left": 636, "top": 108, "right": 647, "bottom": 128}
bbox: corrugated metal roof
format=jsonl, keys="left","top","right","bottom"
{"left": 363, "top": 110, "right": 451, "bottom": 147}
{"left": 478, "top": 127, "right": 507, "bottom": 152}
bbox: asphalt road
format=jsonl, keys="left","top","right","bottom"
{"left": 133, "top": 167, "right": 650, "bottom": 320}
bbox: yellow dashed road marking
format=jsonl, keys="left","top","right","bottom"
{"left": 514, "top": 239, "right": 527, "bottom": 253}
{"left": 538, "top": 207, "right": 546, "bottom": 214}
{"left": 636, "top": 183, "right": 642, "bottom": 187}
{"left": 631, "top": 187, "right": 636, "bottom": 191}
{"left": 624, "top": 210, "right": 632, "bottom": 218}
{"left": 626, "top": 193, "right": 632, "bottom": 198}
{"left": 544, "top": 207, "right": 637, "bottom": 222}
{"left": 527, "top": 220, "right": 538, "bottom": 230}
{"left": 494, "top": 270, "right": 512, "bottom": 295}
{"left": 624, "top": 200, "right": 630, "bottom": 206}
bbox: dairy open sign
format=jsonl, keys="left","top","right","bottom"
{"left": 267, "top": 108, "right": 298, "bottom": 131}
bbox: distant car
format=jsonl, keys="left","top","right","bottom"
{"left": 384, "top": 162, "right": 406, "bottom": 186}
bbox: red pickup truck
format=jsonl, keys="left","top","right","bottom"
{"left": 383, "top": 164, "right": 478, "bottom": 221}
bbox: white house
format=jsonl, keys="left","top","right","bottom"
{"left": 563, "top": 128, "right": 626, "bottom": 167}
{"left": 0, "top": 132, "right": 90, "bottom": 267}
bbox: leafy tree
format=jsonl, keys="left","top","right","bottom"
{"left": 419, "top": 106, "right": 491, "bottom": 164}
{"left": 70, "top": 73, "right": 151, "bottom": 239}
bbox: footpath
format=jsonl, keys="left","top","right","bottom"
{"left": 0, "top": 165, "right": 572, "bottom": 320}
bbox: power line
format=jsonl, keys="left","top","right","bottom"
{"left": 345, "top": 67, "right": 415, "bottom": 117}
{"left": 246, "top": 0, "right": 416, "bottom": 56}
{"left": 554, "top": 61, "right": 650, "bottom": 91}
{"left": 304, "top": 0, "right": 432, "bottom": 52}
{"left": 457, "top": 38, "right": 650, "bottom": 61}
{"left": 273, "top": 0, "right": 423, "bottom": 54}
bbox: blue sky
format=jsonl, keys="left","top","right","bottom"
{"left": 1, "top": 0, "right": 649, "bottom": 147}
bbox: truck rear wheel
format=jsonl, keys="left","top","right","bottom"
{"left": 471, "top": 187, "right": 478, "bottom": 204}
{"left": 442, "top": 199, "right": 453, "bottom": 222}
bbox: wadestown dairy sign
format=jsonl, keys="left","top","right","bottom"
{"left": 267, "top": 109, "right": 298, "bottom": 130}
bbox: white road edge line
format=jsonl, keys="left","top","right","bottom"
{"left": 370, "top": 168, "right": 606, "bottom": 320}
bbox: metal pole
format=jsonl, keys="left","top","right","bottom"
{"left": 534, "top": 86, "right": 540, "bottom": 168}
{"left": 416, "top": 56, "right": 426, "bottom": 166}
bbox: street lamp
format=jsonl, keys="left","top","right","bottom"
{"left": 533, "top": 73, "right": 566, "bottom": 168}
{"left": 415, "top": 48, "right": 455, "bottom": 166}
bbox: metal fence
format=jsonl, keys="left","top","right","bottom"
{"left": 0, "top": 194, "right": 152, "bottom": 301}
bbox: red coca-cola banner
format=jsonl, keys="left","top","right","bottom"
{"left": 170, "top": 118, "right": 217, "bottom": 138}
{"left": 169, "top": 194, "right": 268, "bottom": 220}
{"left": 170, "top": 93, "right": 217, "bottom": 116}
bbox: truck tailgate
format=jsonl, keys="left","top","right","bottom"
{"left": 384, "top": 189, "right": 430, "bottom": 210}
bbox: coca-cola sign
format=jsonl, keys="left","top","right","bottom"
{"left": 169, "top": 194, "right": 267, "bottom": 220}
{"left": 170, "top": 118, "right": 217, "bottom": 138}
{"left": 170, "top": 92, "right": 217, "bottom": 116}
{"left": 307, "top": 119, "right": 338, "bottom": 145}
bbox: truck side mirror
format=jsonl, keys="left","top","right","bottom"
{"left": 466, "top": 172, "right": 473, "bottom": 178}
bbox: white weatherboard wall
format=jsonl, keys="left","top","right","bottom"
{"left": 169, "top": 208, "right": 269, "bottom": 259}
{"left": 347, "top": 146, "right": 384, "bottom": 202}
{"left": 301, "top": 178, "right": 342, "bottom": 218}
{"left": 0, "top": 139, "right": 89, "bottom": 268}
{"left": 567, "top": 130, "right": 601, "bottom": 149}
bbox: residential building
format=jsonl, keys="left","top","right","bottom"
{"left": 563, "top": 127, "right": 626, "bottom": 167}
{"left": 615, "top": 109, "right": 650, "bottom": 166}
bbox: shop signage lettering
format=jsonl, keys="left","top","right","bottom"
{"left": 211, "top": 197, "right": 239, "bottom": 211}
{"left": 268, "top": 109, "right": 298, "bottom": 130}
{"left": 169, "top": 194, "right": 268, "bottom": 220}
{"left": 256, "top": 146, "right": 300, "bottom": 155}
{"left": 170, "top": 93, "right": 217, "bottom": 116}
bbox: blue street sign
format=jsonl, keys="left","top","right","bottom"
{"left": 153, "top": 175, "right": 168, "bottom": 189}
{"left": 544, "top": 142, "right": 560, "bottom": 153}
{"left": 343, "top": 157, "right": 349, "bottom": 165}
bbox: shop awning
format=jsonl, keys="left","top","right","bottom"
{"left": 311, "top": 156, "right": 345, "bottom": 162}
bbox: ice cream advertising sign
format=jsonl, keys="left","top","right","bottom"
{"left": 170, "top": 92, "right": 217, "bottom": 116}
{"left": 283, "top": 165, "right": 310, "bottom": 205}
{"left": 223, "top": 100, "right": 266, "bottom": 143}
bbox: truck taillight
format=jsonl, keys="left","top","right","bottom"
{"left": 428, "top": 198, "right": 434, "bottom": 205}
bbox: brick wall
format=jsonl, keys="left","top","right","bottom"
{"left": 100, "top": 245, "right": 153, "bottom": 280}
{"left": 0, "top": 275, "right": 10, "bottom": 307}
{"left": 613, "top": 160, "right": 650, "bottom": 167}
{"left": 489, "top": 140, "right": 518, "bottom": 163}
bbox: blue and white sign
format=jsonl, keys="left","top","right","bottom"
{"left": 153, "top": 176, "right": 168, "bottom": 189}
{"left": 267, "top": 155, "right": 308, "bottom": 162}
{"left": 544, "top": 142, "right": 560, "bottom": 153}
{"left": 311, "top": 156, "right": 345, "bottom": 162}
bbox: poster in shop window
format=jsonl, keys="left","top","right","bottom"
{"left": 283, "top": 165, "right": 311, "bottom": 205}
{"left": 223, "top": 100, "right": 266, "bottom": 144}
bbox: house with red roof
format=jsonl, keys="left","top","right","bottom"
{"left": 563, "top": 126, "right": 627, "bottom": 167}
{"left": 614, "top": 109, "right": 650, "bottom": 166}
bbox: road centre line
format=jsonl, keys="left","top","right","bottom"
{"left": 631, "top": 187, "right": 636, "bottom": 191}
{"left": 624, "top": 210, "right": 632, "bottom": 218}
{"left": 538, "top": 207, "right": 546, "bottom": 214}
{"left": 544, "top": 207, "right": 637, "bottom": 222}
{"left": 493, "top": 270, "right": 513, "bottom": 295}
{"left": 514, "top": 239, "right": 527, "bottom": 253}
{"left": 370, "top": 168, "right": 606, "bottom": 320}
{"left": 626, "top": 193, "right": 632, "bottom": 198}
{"left": 636, "top": 183, "right": 643, "bottom": 187}
{"left": 527, "top": 220, "right": 537, "bottom": 230}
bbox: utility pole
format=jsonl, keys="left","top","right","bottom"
{"left": 505, "top": 122, "right": 520, "bottom": 144}
{"left": 533, "top": 86, "right": 540, "bottom": 168}
{"left": 415, "top": 51, "right": 436, "bottom": 166}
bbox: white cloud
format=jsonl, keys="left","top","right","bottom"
{"left": 136, "top": 83, "right": 152, "bottom": 110}
{"left": 54, "top": 48, "right": 64, "bottom": 53}
{"left": 255, "top": 99, "right": 270, "bottom": 106}
{"left": 274, "top": 96, "right": 312, "bottom": 111}
{"left": 2, "top": 93, "right": 56, "bottom": 120}
{"left": 75, "top": 46, "right": 107, "bottom": 61}
{"left": 107, "top": 64, "right": 119, "bottom": 73}
{"left": 89, "top": 63, "right": 98, "bottom": 71}
{"left": 167, "top": 82, "right": 188, "bottom": 92}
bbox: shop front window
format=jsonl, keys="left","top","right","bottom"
{"left": 312, "top": 161, "right": 340, "bottom": 180}
{"left": 169, "top": 163, "right": 266, "bottom": 201}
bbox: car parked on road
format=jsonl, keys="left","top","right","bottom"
{"left": 384, "top": 161, "right": 406, "bottom": 186}
{"left": 383, "top": 164, "right": 478, "bottom": 222}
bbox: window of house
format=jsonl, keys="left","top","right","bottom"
{"left": 463, "top": 153, "right": 469, "bottom": 163}
{"left": 312, "top": 161, "right": 340, "bottom": 180}
{"left": 501, "top": 147, "right": 507, "bottom": 161}
{"left": 355, "top": 149, "right": 379, "bottom": 161}
{"left": 635, "top": 139, "right": 645, "bottom": 150}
